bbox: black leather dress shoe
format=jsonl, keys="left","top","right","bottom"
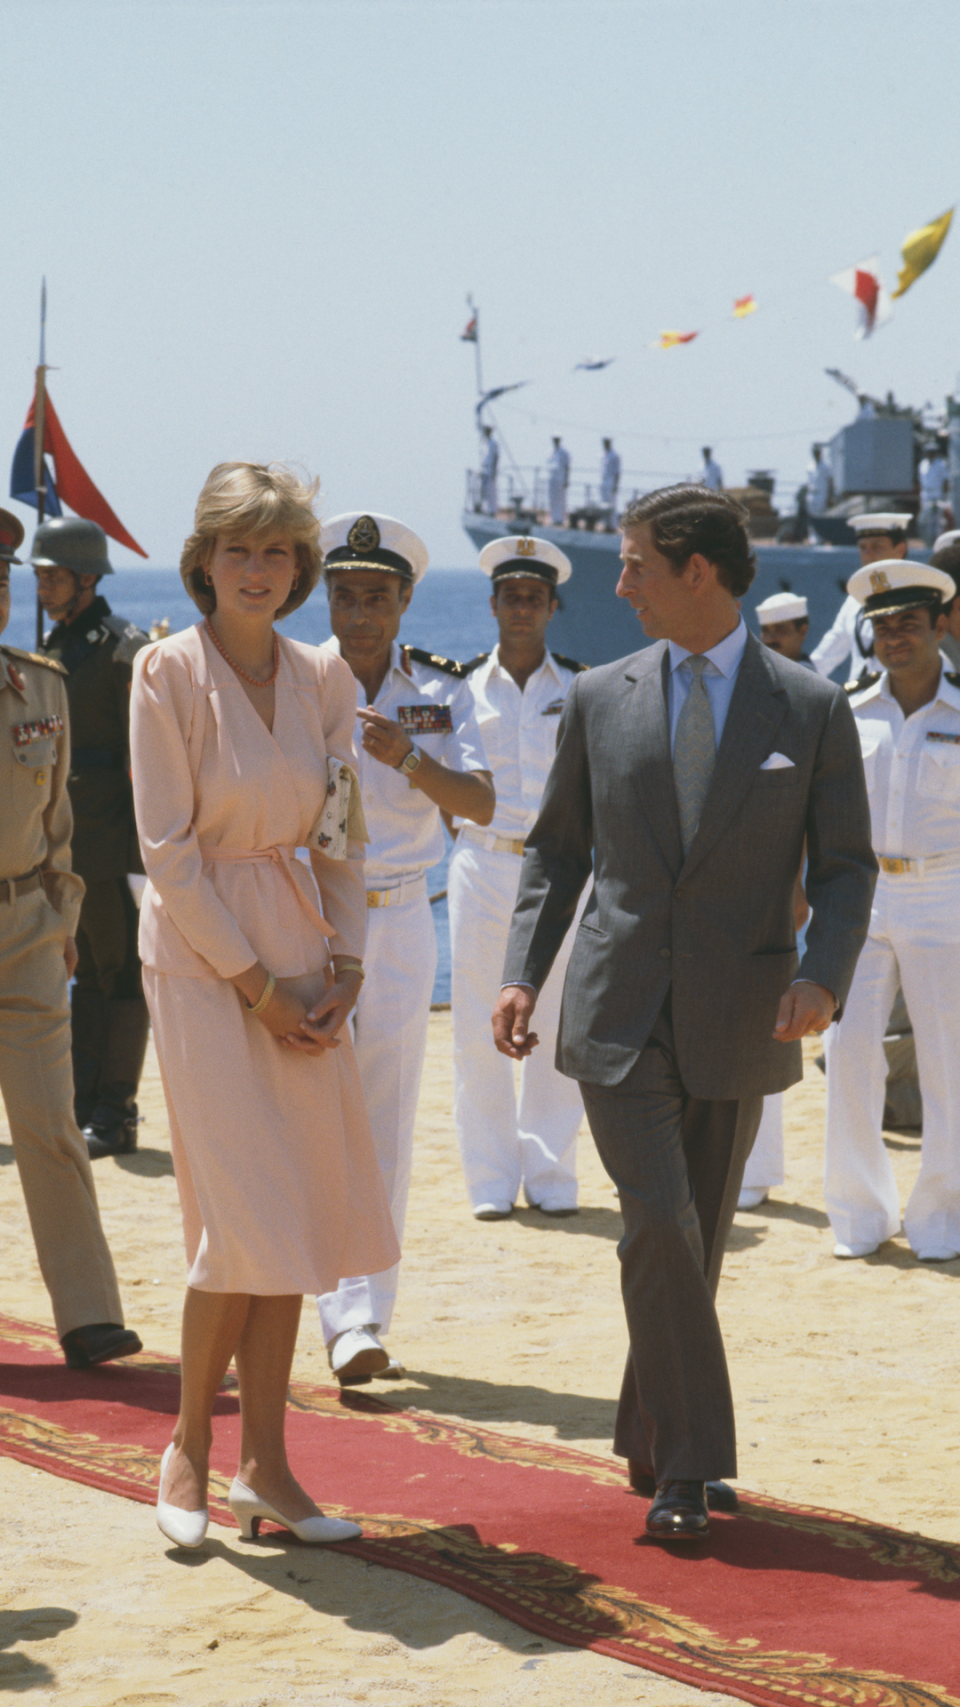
{"left": 628, "top": 1460, "right": 738, "bottom": 1512}
{"left": 60, "top": 1323, "right": 143, "bottom": 1369}
{"left": 645, "top": 1480, "right": 709, "bottom": 1539}
{"left": 84, "top": 1105, "right": 139, "bottom": 1160}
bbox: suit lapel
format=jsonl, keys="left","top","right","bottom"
{"left": 680, "top": 632, "right": 787, "bottom": 879}
{"left": 623, "top": 645, "right": 683, "bottom": 875}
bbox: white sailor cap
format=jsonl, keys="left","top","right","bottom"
{"left": 847, "top": 558, "right": 956, "bottom": 616}
{"left": 933, "top": 528, "right": 960, "bottom": 554}
{"left": 478, "top": 535, "right": 572, "bottom": 587}
{"left": 848, "top": 512, "right": 912, "bottom": 538}
{"left": 322, "top": 512, "right": 428, "bottom": 585}
{"left": 755, "top": 591, "right": 808, "bottom": 624}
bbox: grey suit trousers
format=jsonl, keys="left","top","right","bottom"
{"left": 580, "top": 999, "right": 762, "bottom": 1484}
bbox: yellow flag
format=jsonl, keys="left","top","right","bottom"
{"left": 892, "top": 207, "right": 954, "bottom": 299}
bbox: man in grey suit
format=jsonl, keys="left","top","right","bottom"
{"left": 493, "top": 486, "right": 876, "bottom": 1541}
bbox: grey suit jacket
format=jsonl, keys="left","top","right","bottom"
{"left": 502, "top": 631, "right": 877, "bottom": 1098}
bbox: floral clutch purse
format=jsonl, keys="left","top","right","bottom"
{"left": 307, "top": 758, "right": 369, "bottom": 860}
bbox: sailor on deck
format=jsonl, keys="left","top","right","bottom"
{"left": 810, "top": 513, "right": 911, "bottom": 682}
{"left": 449, "top": 535, "right": 587, "bottom": 1219}
{"left": 823, "top": 559, "right": 960, "bottom": 1262}
{"left": 547, "top": 437, "right": 570, "bottom": 526}
{"left": 317, "top": 513, "right": 494, "bottom": 1384}
{"left": 600, "top": 439, "right": 621, "bottom": 527}
{"left": 806, "top": 444, "right": 831, "bottom": 516}
{"left": 479, "top": 426, "right": 499, "bottom": 516}
{"left": 700, "top": 447, "right": 723, "bottom": 492}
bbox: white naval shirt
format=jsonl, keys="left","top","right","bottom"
{"left": 850, "top": 667, "right": 960, "bottom": 858}
{"left": 811, "top": 594, "right": 873, "bottom": 681}
{"left": 460, "top": 645, "right": 584, "bottom": 839}
{"left": 320, "top": 637, "right": 489, "bottom": 885}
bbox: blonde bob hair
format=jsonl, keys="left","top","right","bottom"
{"left": 180, "top": 462, "right": 323, "bottom": 618}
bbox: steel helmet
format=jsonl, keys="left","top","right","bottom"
{"left": 30, "top": 516, "right": 114, "bottom": 577}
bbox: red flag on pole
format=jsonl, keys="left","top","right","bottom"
{"left": 24, "top": 387, "right": 147, "bottom": 557}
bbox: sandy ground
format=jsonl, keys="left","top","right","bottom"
{"left": 1, "top": 1015, "right": 958, "bottom": 1705}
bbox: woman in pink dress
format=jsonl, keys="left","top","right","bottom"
{"left": 131, "top": 462, "right": 398, "bottom": 1550}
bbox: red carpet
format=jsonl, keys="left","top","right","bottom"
{"left": 1, "top": 1313, "right": 958, "bottom": 1707}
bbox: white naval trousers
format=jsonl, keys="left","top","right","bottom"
{"left": 741, "top": 1094, "right": 785, "bottom": 1192}
{"left": 824, "top": 864, "right": 960, "bottom": 1258}
{"left": 449, "top": 837, "right": 583, "bottom": 1212}
{"left": 548, "top": 478, "right": 566, "bottom": 526}
{"left": 317, "top": 882, "right": 437, "bottom": 1343}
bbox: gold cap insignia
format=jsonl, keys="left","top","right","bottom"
{"left": 869, "top": 570, "right": 891, "bottom": 593}
{"left": 516, "top": 537, "right": 537, "bottom": 557}
{"left": 348, "top": 515, "right": 381, "bottom": 553}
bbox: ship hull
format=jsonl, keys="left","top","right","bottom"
{"left": 463, "top": 512, "right": 869, "bottom": 668}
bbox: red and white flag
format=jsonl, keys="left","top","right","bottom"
{"left": 829, "top": 256, "right": 892, "bottom": 339}
{"left": 460, "top": 315, "right": 478, "bottom": 343}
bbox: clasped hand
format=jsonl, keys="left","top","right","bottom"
{"left": 258, "top": 974, "right": 362, "bottom": 1055}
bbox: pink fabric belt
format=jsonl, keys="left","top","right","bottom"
{"left": 199, "top": 845, "right": 333, "bottom": 939}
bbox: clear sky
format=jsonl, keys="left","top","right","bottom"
{"left": 2, "top": 0, "right": 958, "bottom": 568}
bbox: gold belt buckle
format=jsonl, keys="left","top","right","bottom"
{"left": 510, "top": 838, "right": 525, "bottom": 856}
{"left": 880, "top": 856, "right": 907, "bottom": 875}
{"left": 366, "top": 890, "right": 383, "bottom": 908}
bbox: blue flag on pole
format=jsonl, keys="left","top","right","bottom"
{"left": 9, "top": 427, "right": 62, "bottom": 516}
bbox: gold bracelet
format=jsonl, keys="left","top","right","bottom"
{"left": 336, "top": 959, "right": 365, "bottom": 983}
{"left": 247, "top": 971, "right": 276, "bottom": 1016}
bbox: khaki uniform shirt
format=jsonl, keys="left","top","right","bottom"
{"left": 0, "top": 645, "right": 85, "bottom": 933}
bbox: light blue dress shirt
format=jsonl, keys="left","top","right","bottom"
{"left": 667, "top": 618, "right": 748, "bottom": 752}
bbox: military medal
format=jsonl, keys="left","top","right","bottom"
{"left": 397, "top": 704, "right": 454, "bottom": 735}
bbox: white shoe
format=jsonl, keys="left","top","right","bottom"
{"left": 473, "top": 1203, "right": 513, "bottom": 1221}
{"left": 156, "top": 1443, "right": 209, "bottom": 1549}
{"left": 915, "top": 1247, "right": 960, "bottom": 1262}
{"left": 328, "top": 1324, "right": 390, "bottom": 1385}
{"left": 833, "top": 1240, "right": 879, "bottom": 1259}
{"left": 228, "top": 1477, "right": 361, "bottom": 1544}
{"left": 738, "top": 1187, "right": 769, "bottom": 1210}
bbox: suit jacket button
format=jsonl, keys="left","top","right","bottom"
{"left": 659, "top": 947, "right": 671, "bottom": 959}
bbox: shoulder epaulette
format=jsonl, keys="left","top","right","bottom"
{"left": 551, "top": 652, "right": 589, "bottom": 674}
{"left": 844, "top": 670, "right": 880, "bottom": 695}
{"left": 403, "top": 645, "right": 470, "bottom": 678}
{"left": 103, "top": 613, "right": 149, "bottom": 665}
{"left": 461, "top": 653, "right": 489, "bottom": 674}
{"left": 0, "top": 643, "right": 66, "bottom": 675}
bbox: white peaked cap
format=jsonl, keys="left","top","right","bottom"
{"left": 322, "top": 512, "right": 429, "bottom": 585}
{"left": 847, "top": 559, "right": 956, "bottom": 612}
{"left": 755, "top": 592, "right": 808, "bottom": 623}
{"left": 478, "top": 535, "right": 572, "bottom": 585}
{"left": 848, "top": 512, "right": 912, "bottom": 535}
{"left": 933, "top": 529, "right": 960, "bottom": 553}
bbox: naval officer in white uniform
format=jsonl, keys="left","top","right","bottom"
{"left": 317, "top": 514, "right": 495, "bottom": 1382}
{"left": 823, "top": 559, "right": 960, "bottom": 1262}
{"left": 600, "top": 439, "right": 621, "bottom": 527}
{"left": 547, "top": 438, "right": 571, "bottom": 526}
{"left": 810, "top": 513, "right": 911, "bottom": 682}
{"left": 449, "top": 536, "right": 587, "bottom": 1219}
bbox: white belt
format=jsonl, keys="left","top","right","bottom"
{"left": 877, "top": 851, "right": 960, "bottom": 876}
{"left": 461, "top": 826, "right": 527, "bottom": 857}
{"left": 366, "top": 873, "right": 428, "bottom": 909}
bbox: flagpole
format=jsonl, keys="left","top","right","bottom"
{"left": 34, "top": 279, "right": 48, "bottom": 649}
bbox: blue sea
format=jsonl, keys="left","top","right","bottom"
{"left": 5, "top": 565, "right": 495, "bottom": 1005}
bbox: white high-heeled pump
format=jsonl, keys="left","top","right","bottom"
{"left": 156, "top": 1443, "right": 209, "bottom": 1549}
{"left": 228, "top": 1477, "right": 361, "bottom": 1543}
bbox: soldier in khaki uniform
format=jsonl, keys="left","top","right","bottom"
{"left": 0, "top": 509, "right": 141, "bottom": 1368}
{"left": 33, "top": 517, "right": 150, "bottom": 1158}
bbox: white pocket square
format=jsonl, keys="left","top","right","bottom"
{"left": 760, "top": 752, "right": 795, "bottom": 770}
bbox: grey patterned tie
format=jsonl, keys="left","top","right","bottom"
{"left": 673, "top": 655, "right": 716, "bottom": 856}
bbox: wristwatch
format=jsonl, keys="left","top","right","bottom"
{"left": 398, "top": 743, "right": 422, "bottom": 776}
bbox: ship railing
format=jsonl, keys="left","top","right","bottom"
{"left": 465, "top": 467, "right": 802, "bottom": 532}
